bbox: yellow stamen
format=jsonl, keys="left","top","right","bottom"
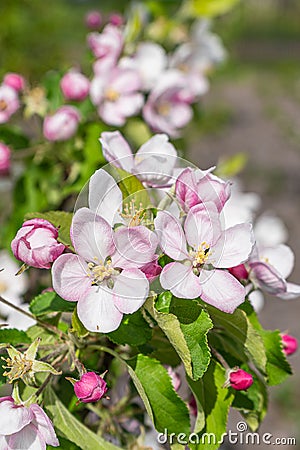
{"left": 157, "top": 102, "right": 171, "bottom": 116}
{"left": 105, "top": 88, "right": 120, "bottom": 102}
{"left": 0, "top": 100, "right": 8, "bottom": 111}
{"left": 191, "top": 241, "right": 210, "bottom": 267}
{"left": 2, "top": 354, "right": 33, "bottom": 384}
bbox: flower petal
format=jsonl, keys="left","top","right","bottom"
{"left": 112, "top": 225, "right": 158, "bottom": 269}
{"left": 0, "top": 399, "right": 32, "bottom": 436}
{"left": 52, "top": 254, "right": 91, "bottom": 302}
{"left": 212, "top": 223, "right": 254, "bottom": 268}
{"left": 113, "top": 268, "right": 149, "bottom": 313}
{"left": 249, "top": 261, "right": 286, "bottom": 295}
{"left": 8, "top": 423, "right": 46, "bottom": 450}
{"left": 134, "top": 134, "right": 177, "bottom": 186}
{"left": 248, "top": 290, "right": 264, "bottom": 312}
{"left": 277, "top": 282, "right": 300, "bottom": 300}
{"left": 100, "top": 131, "right": 134, "bottom": 173}
{"left": 71, "top": 207, "right": 115, "bottom": 261}
{"left": 30, "top": 404, "right": 59, "bottom": 447}
{"left": 160, "top": 262, "right": 202, "bottom": 299}
{"left": 261, "top": 244, "right": 294, "bottom": 279}
{"left": 154, "top": 211, "right": 188, "bottom": 260}
{"left": 89, "top": 169, "right": 123, "bottom": 225}
{"left": 184, "top": 203, "right": 221, "bottom": 249}
{"left": 77, "top": 286, "right": 123, "bottom": 333}
{"left": 200, "top": 269, "right": 245, "bottom": 313}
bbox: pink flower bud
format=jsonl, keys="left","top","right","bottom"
{"left": 281, "top": 334, "right": 298, "bottom": 356}
{"left": 43, "top": 106, "right": 80, "bottom": 141}
{"left": 85, "top": 11, "right": 102, "bottom": 29}
{"left": 60, "top": 71, "right": 90, "bottom": 101}
{"left": 228, "top": 264, "right": 248, "bottom": 281}
{"left": 11, "top": 218, "right": 65, "bottom": 269}
{"left": 140, "top": 257, "right": 162, "bottom": 282}
{"left": 0, "top": 143, "right": 11, "bottom": 174}
{"left": 0, "top": 84, "right": 20, "bottom": 124}
{"left": 188, "top": 395, "right": 197, "bottom": 417}
{"left": 167, "top": 366, "right": 181, "bottom": 391}
{"left": 229, "top": 368, "right": 253, "bottom": 391}
{"left": 3, "top": 73, "right": 25, "bottom": 92}
{"left": 74, "top": 372, "right": 108, "bottom": 403}
{"left": 109, "top": 13, "right": 124, "bottom": 27}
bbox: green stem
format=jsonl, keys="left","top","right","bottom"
{"left": 88, "top": 345, "right": 127, "bottom": 362}
{"left": 157, "top": 184, "right": 176, "bottom": 210}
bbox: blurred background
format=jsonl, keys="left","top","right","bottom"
{"left": 1, "top": 0, "right": 300, "bottom": 448}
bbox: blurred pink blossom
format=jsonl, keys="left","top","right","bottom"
{"left": 43, "top": 105, "right": 80, "bottom": 141}
{"left": 60, "top": 71, "right": 90, "bottom": 101}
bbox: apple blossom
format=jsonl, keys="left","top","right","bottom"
{"left": 90, "top": 67, "right": 143, "bottom": 126}
{"left": 60, "top": 70, "right": 90, "bottom": 101}
{"left": 281, "top": 334, "right": 298, "bottom": 356}
{"left": 175, "top": 167, "right": 231, "bottom": 213}
{"left": 0, "top": 397, "right": 59, "bottom": 449}
{"left": 88, "top": 24, "right": 123, "bottom": 73}
{"left": 0, "top": 142, "right": 11, "bottom": 174}
{"left": 228, "top": 368, "right": 253, "bottom": 391}
{"left": 228, "top": 264, "right": 248, "bottom": 281}
{"left": 120, "top": 42, "right": 167, "bottom": 91}
{"left": 100, "top": 131, "right": 177, "bottom": 186}
{"left": 0, "top": 84, "right": 20, "bottom": 124}
{"left": 249, "top": 244, "right": 300, "bottom": 300}
{"left": 73, "top": 372, "right": 108, "bottom": 403}
{"left": 143, "top": 70, "right": 207, "bottom": 137}
{"left": 109, "top": 13, "right": 124, "bottom": 27}
{"left": 155, "top": 203, "right": 254, "bottom": 312}
{"left": 11, "top": 218, "right": 65, "bottom": 269}
{"left": 85, "top": 11, "right": 102, "bottom": 30}
{"left": 3, "top": 73, "right": 25, "bottom": 92}
{"left": 43, "top": 105, "right": 81, "bottom": 141}
{"left": 52, "top": 207, "right": 158, "bottom": 332}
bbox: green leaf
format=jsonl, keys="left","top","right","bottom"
{"left": 127, "top": 354, "right": 190, "bottom": 435}
{"left": 204, "top": 303, "right": 266, "bottom": 374}
{"left": 184, "top": 0, "right": 240, "bottom": 17}
{"left": 240, "top": 301, "right": 292, "bottom": 385}
{"left": 0, "top": 328, "right": 31, "bottom": 345}
{"left": 216, "top": 153, "right": 248, "bottom": 178}
{"left": 24, "top": 211, "right": 73, "bottom": 247}
{"left": 30, "top": 291, "right": 75, "bottom": 316}
{"left": 44, "top": 387, "right": 121, "bottom": 450}
{"left": 109, "top": 167, "right": 152, "bottom": 210}
{"left": 107, "top": 310, "right": 152, "bottom": 346}
{"left": 71, "top": 307, "right": 89, "bottom": 337}
{"left": 188, "top": 360, "right": 234, "bottom": 450}
{"left": 260, "top": 330, "right": 292, "bottom": 385}
{"left": 26, "top": 325, "right": 57, "bottom": 345}
{"left": 145, "top": 294, "right": 212, "bottom": 380}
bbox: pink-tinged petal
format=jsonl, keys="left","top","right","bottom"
{"left": 52, "top": 254, "right": 91, "bottom": 302}
{"left": 175, "top": 168, "right": 200, "bottom": 211}
{"left": 30, "top": 404, "right": 59, "bottom": 447}
{"left": 110, "top": 69, "right": 141, "bottom": 94}
{"left": 0, "top": 400, "right": 32, "bottom": 436}
{"left": 100, "top": 131, "right": 134, "bottom": 173}
{"left": 212, "top": 223, "right": 254, "bottom": 269}
{"left": 113, "top": 268, "right": 149, "bottom": 313}
{"left": 248, "top": 290, "right": 264, "bottom": 312}
{"left": 261, "top": 245, "right": 294, "bottom": 279}
{"left": 0, "top": 435, "right": 8, "bottom": 449}
{"left": 98, "top": 101, "right": 126, "bottom": 126}
{"left": 160, "top": 262, "right": 202, "bottom": 299}
{"left": 249, "top": 261, "right": 286, "bottom": 295}
{"left": 89, "top": 76, "right": 106, "bottom": 105}
{"left": 168, "top": 103, "right": 193, "bottom": 128}
{"left": 197, "top": 173, "right": 231, "bottom": 212}
{"left": 277, "top": 282, "right": 300, "bottom": 300}
{"left": 8, "top": 423, "right": 46, "bottom": 450}
{"left": 112, "top": 226, "right": 158, "bottom": 269}
{"left": 89, "top": 169, "right": 123, "bottom": 226}
{"left": 154, "top": 211, "right": 188, "bottom": 260}
{"left": 113, "top": 93, "right": 144, "bottom": 117}
{"left": 140, "top": 258, "right": 162, "bottom": 282}
{"left": 184, "top": 203, "right": 221, "bottom": 249}
{"left": 134, "top": 134, "right": 177, "bottom": 186}
{"left": 77, "top": 286, "right": 123, "bottom": 333}
{"left": 72, "top": 208, "right": 115, "bottom": 261}
{"left": 200, "top": 269, "right": 245, "bottom": 313}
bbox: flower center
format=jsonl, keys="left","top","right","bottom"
{"left": 2, "top": 354, "right": 33, "bottom": 383}
{"left": 87, "top": 258, "right": 119, "bottom": 285}
{"left": 0, "top": 100, "right": 8, "bottom": 111}
{"left": 120, "top": 199, "right": 145, "bottom": 227}
{"left": 105, "top": 88, "right": 120, "bottom": 102}
{"left": 190, "top": 242, "right": 210, "bottom": 268}
{"left": 157, "top": 102, "right": 171, "bottom": 116}
{"left": 0, "top": 280, "right": 8, "bottom": 295}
